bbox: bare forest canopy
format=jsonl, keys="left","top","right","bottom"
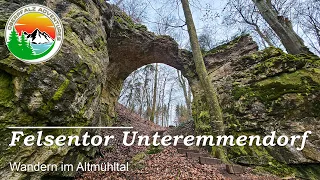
{"left": 119, "top": 64, "right": 192, "bottom": 126}
{"left": 110, "top": 0, "right": 320, "bottom": 54}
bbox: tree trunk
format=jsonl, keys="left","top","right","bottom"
{"left": 167, "top": 85, "right": 174, "bottom": 127}
{"left": 187, "top": 85, "right": 192, "bottom": 111}
{"left": 150, "top": 63, "right": 158, "bottom": 122}
{"left": 252, "top": 0, "right": 310, "bottom": 54}
{"left": 161, "top": 77, "right": 167, "bottom": 127}
{"left": 177, "top": 70, "right": 192, "bottom": 119}
{"left": 146, "top": 69, "right": 153, "bottom": 119}
{"left": 142, "top": 67, "right": 150, "bottom": 119}
{"left": 181, "top": 0, "right": 227, "bottom": 162}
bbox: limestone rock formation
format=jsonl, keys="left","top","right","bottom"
{"left": 0, "top": 0, "right": 113, "bottom": 179}
{"left": 205, "top": 38, "right": 320, "bottom": 178}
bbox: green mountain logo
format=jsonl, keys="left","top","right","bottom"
{"left": 7, "top": 28, "right": 55, "bottom": 60}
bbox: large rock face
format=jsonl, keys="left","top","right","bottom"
{"left": 0, "top": 1, "right": 193, "bottom": 179}
{"left": 204, "top": 38, "right": 320, "bottom": 178}
{"left": 0, "top": 0, "right": 114, "bottom": 179}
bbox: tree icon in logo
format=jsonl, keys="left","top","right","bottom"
{"left": 7, "top": 27, "right": 55, "bottom": 60}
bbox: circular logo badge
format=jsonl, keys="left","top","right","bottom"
{"left": 5, "top": 4, "right": 64, "bottom": 64}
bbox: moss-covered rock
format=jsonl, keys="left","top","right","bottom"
{"left": 0, "top": 71, "right": 14, "bottom": 106}
{"left": 201, "top": 42, "right": 320, "bottom": 179}
{"left": 0, "top": 0, "right": 115, "bottom": 179}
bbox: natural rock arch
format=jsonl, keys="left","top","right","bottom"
{"left": 95, "top": 8, "right": 320, "bottom": 179}
{"left": 106, "top": 9, "right": 260, "bottom": 134}
{"left": 107, "top": 8, "right": 193, "bottom": 80}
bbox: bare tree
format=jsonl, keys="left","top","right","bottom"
{"left": 252, "top": 0, "right": 310, "bottom": 54}
{"left": 198, "top": 26, "right": 216, "bottom": 51}
{"left": 166, "top": 83, "right": 175, "bottom": 127}
{"left": 150, "top": 63, "right": 158, "bottom": 123}
{"left": 114, "top": 0, "right": 148, "bottom": 23}
{"left": 177, "top": 70, "right": 192, "bottom": 119}
{"left": 293, "top": 0, "right": 320, "bottom": 54}
{"left": 181, "top": 0, "right": 227, "bottom": 162}
{"left": 224, "top": 0, "right": 275, "bottom": 47}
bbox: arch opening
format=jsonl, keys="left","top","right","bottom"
{"left": 118, "top": 63, "right": 193, "bottom": 127}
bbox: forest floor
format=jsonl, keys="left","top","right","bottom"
{"left": 76, "top": 104, "right": 280, "bottom": 180}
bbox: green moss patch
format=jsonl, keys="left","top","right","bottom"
{"left": 254, "top": 161, "right": 296, "bottom": 178}
{"left": 131, "top": 152, "right": 146, "bottom": 170}
{"left": 0, "top": 20, "right": 6, "bottom": 29}
{"left": 146, "top": 144, "right": 162, "bottom": 154}
{"left": 52, "top": 79, "right": 70, "bottom": 101}
{"left": 0, "top": 71, "right": 14, "bottom": 107}
{"left": 293, "top": 164, "right": 320, "bottom": 180}
{"left": 240, "top": 47, "right": 320, "bottom": 77}
{"left": 254, "top": 160, "right": 319, "bottom": 179}
{"left": 241, "top": 47, "right": 283, "bottom": 63}
{"left": 232, "top": 69, "right": 320, "bottom": 104}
